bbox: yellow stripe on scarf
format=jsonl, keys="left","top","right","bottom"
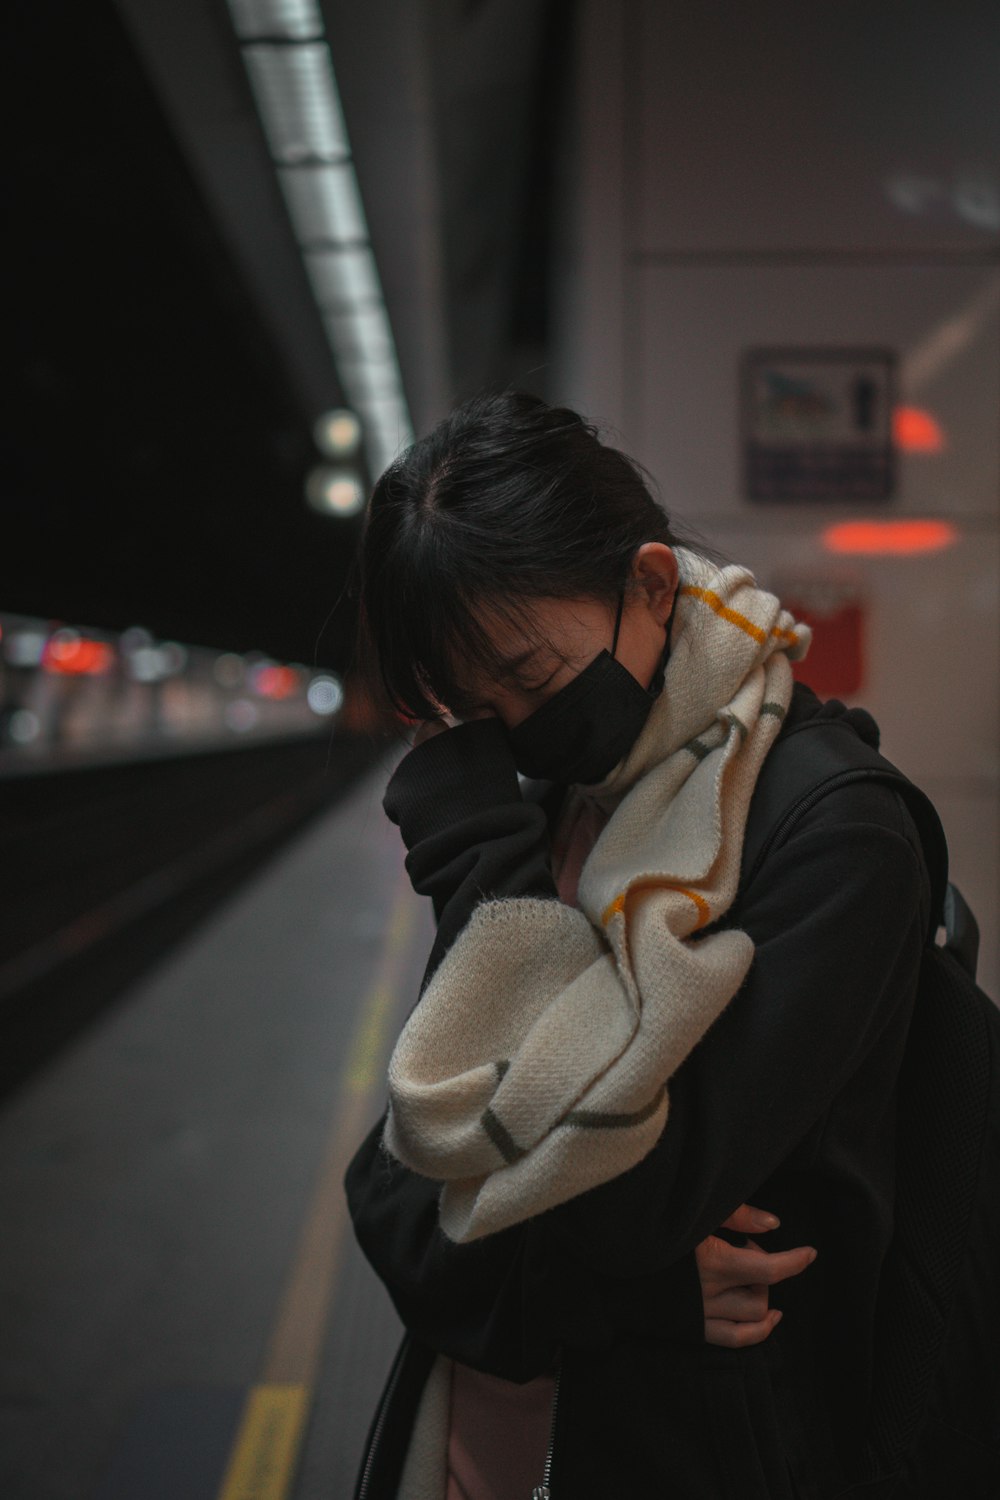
{"left": 602, "top": 884, "right": 712, "bottom": 931}
{"left": 681, "top": 585, "right": 798, "bottom": 648}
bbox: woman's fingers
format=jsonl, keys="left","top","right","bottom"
{"left": 720, "top": 1202, "right": 780, "bottom": 1234}
{"left": 706, "top": 1284, "right": 771, "bottom": 1322}
{"left": 697, "top": 1208, "right": 819, "bottom": 1347}
{"left": 700, "top": 1236, "right": 818, "bottom": 1287}
{"left": 705, "top": 1309, "right": 783, "bottom": 1349}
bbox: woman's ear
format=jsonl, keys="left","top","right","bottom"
{"left": 631, "top": 542, "right": 679, "bottom": 626}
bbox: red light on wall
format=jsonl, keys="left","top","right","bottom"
{"left": 892, "top": 406, "right": 945, "bottom": 453}
{"left": 823, "top": 519, "right": 958, "bottom": 556}
{"left": 785, "top": 597, "right": 865, "bottom": 698}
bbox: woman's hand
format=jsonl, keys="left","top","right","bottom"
{"left": 696, "top": 1203, "right": 818, "bottom": 1348}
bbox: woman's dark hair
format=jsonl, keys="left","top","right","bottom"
{"left": 358, "top": 390, "right": 686, "bottom": 720}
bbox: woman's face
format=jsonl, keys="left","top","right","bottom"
{"left": 447, "top": 542, "right": 679, "bottom": 730}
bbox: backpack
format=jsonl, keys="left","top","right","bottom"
{"left": 740, "top": 711, "right": 1000, "bottom": 1497}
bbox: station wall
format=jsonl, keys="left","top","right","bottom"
{"left": 551, "top": 0, "right": 1000, "bottom": 996}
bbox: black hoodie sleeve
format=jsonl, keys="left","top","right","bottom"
{"left": 344, "top": 1102, "right": 706, "bottom": 1379}
{"left": 380, "top": 718, "right": 558, "bottom": 988}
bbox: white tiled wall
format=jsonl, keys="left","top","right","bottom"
{"left": 632, "top": 0, "right": 1000, "bottom": 257}
{"left": 552, "top": 0, "right": 1000, "bottom": 998}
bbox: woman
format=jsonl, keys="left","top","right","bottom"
{"left": 344, "top": 391, "right": 930, "bottom": 1498}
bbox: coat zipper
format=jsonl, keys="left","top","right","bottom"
{"left": 532, "top": 1350, "right": 562, "bottom": 1499}
{"left": 361, "top": 1340, "right": 562, "bottom": 1500}
{"left": 357, "top": 1335, "right": 408, "bottom": 1500}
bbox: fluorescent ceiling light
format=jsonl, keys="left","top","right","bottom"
{"left": 324, "top": 305, "right": 396, "bottom": 363}
{"left": 336, "top": 358, "right": 405, "bottom": 410}
{"left": 227, "top": 0, "right": 414, "bottom": 481}
{"left": 278, "top": 162, "right": 368, "bottom": 244}
{"left": 355, "top": 393, "right": 413, "bottom": 450}
{"left": 243, "top": 44, "right": 350, "bottom": 163}
{"left": 368, "top": 431, "right": 411, "bottom": 477}
{"left": 228, "top": 0, "right": 323, "bottom": 41}
{"left": 304, "top": 247, "right": 381, "bottom": 308}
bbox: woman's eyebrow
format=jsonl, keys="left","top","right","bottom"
{"left": 497, "top": 646, "right": 541, "bottom": 674}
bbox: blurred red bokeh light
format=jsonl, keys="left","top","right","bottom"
{"left": 893, "top": 406, "right": 946, "bottom": 453}
{"left": 42, "top": 636, "right": 115, "bottom": 675}
{"left": 253, "top": 664, "right": 299, "bottom": 699}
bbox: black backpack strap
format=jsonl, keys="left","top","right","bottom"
{"left": 741, "top": 719, "right": 949, "bottom": 944}
{"left": 744, "top": 717, "right": 994, "bottom": 1485}
{"left": 941, "top": 883, "right": 981, "bottom": 981}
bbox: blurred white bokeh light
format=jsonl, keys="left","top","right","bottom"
{"left": 307, "top": 674, "right": 344, "bottom": 715}
{"left": 313, "top": 407, "right": 362, "bottom": 457}
{"left": 305, "top": 465, "right": 365, "bottom": 517}
{"left": 213, "top": 652, "right": 246, "bottom": 688}
{"left": 4, "top": 629, "right": 47, "bottom": 668}
{"left": 225, "top": 698, "right": 260, "bottom": 732}
{"left": 120, "top": 625, "right": 153, "bottom": 655}
{"left": 8, "top": 710, "right": 41, "bottom": 744}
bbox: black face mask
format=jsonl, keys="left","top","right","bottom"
{"left": 506, "top": 591, "right": 673, "bottom": 785}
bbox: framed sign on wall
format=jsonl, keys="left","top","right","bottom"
{"left": 742, "top": 348, "right": 896, "bottom": 502}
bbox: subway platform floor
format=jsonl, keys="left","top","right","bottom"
{"left": 0, "top": 760, "right": 431, "bottom": 1500}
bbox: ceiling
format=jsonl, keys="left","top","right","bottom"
{"left": 4, "top": 0, "right": 571, "bottom": 668}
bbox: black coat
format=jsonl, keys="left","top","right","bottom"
{"left": 345, "top": 685, "right": 945, "bottom": 1498}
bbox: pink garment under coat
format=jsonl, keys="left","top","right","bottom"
{"left": 444, "top": 791, "right": 610, "bottom": 1500}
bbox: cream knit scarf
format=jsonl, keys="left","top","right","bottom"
{"left": 383, "top": 549, "right": 811, "bottom": 1243}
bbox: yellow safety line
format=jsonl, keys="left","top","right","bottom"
{"left": 216, "top": 870, "right": 418, "bottom": 1500}
{"left": 217, "top": 1386, "right": 310, "bottom": 1500}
